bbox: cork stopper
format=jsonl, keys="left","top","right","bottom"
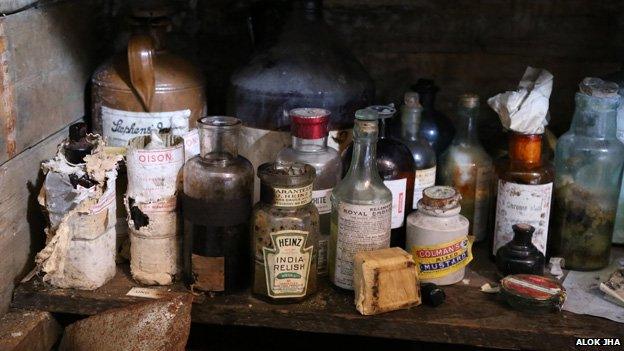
{"left": 404, "top": 92, "right": 421, "bottom": 109}
{"left": 420, "top": 186, "right": 461, "bottom": 210}
{"left": 459, "top": 93, "right": 479, "bottom": 109}
{"left": 579, "top": 77, "right": 619, "bottom": 98}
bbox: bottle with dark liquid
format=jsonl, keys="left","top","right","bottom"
{"left": 410, "top": 79, "right": 455, "bottom": 156}
{"left": 183, "top": 117, "right": 254, "bottom": 293}
{"left": 342, "top": 105, "right": 416, "bottom": 247}
{"left": 492, "top": 132, "right": 554, "bottom": 256}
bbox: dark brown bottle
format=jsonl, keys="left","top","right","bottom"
{"left": 64, "top": 122, "right": 94, "bottom": 164}
{"left": 496, "top": 224, "right": 545, "bottom": 276}
{"left": 342, "top": 105, "right": 416, "bottom": 247}
{"left": 183, "top": 117, "right": 254, "bottom": 293}
{"left": 492, "top": 133, "right": 554, "bottom": 257}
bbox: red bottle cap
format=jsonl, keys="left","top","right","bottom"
{"left": 289, "top": 108, "right": 330, "bottom": 139}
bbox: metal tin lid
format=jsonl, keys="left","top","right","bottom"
{"left": 459, "top": 93, "right": 479, "bottom": 109}
{"left": 355, "top": 108, "right": 378, "bottom": 121}
{"left": 366, "top": 104, "right": 396, "bottom": 119}
{"left": 500, "top": 274, "right": 566, "bottom": 312}
{"left": 420, "top": 186, "right": 461, "bottom": 210}
{"left": 289, "top": 108, "right": 330, "bottom": 139}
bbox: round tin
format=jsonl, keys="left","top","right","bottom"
{"left": 500, "top": 274, "right": 566, "bottom": 312}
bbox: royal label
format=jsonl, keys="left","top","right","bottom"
{"left": 384, "top": 178, "right": 407, "bottom": 229}
{"left": 101, "top": 106, "right": 191, "bottom": 147}
{"left": 273, "top": 184, "right": 313, "bottom": 207}
{"left": 409, "top": 236, "right": 473, "bottom": 279}
{"left": 334, "top": 202, "right": 392, "bottom": 289}
{"left": 413, "top": 167, "right": 436, "bottom": 208}
{"left": 312, "top": 188, "right": 332, "bottom": 214}
{"left": 493, "top": 181, "right": 553, "bottom": 255}
{"left": 263, "top": 230, "right": 313, "bottom": 298}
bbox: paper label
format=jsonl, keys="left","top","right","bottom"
{"left": 409, "top": 236, "right": 473, "bottom": 279}
{"left": 126, "top": 143, "right": 185, "bottom": 201}
{"left": 413, "top": 167, "right": 436, "bottom": 208}
{"left": 183, "top": 129, "right": 200, "bottom": 161}
{"left": 126, "top": 287, "right": 170, "bottom": 299}
{"left": 493, "top": 180, "right": 553, "bottom": 255}
{"left": 263, "top": 230, "right": 313, "bottom": 298}
{"left": 334, "top": 202, "right": 392, "bottom": 289}
{"left": 273, "top": 184, "right": 313, "bottom": 207}
{"left": 318, "top": 238, "right": 327, "bottom": 275}
{"left": 101, "top": 106, "right": 191, "bottom": 147}
{"left": 384, "top": 178, "right": 407, "bottom": 229}
{"left": 312, "top": 188, "right": 332, "bottom": 214}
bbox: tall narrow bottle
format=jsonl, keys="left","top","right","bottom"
{"left": 342, "top": 105, "right": 416, "bottom": 247}
{"left": 330, "top": 109, "right": 392, "bottom": 290}
{"left": 493, "top": 132, "right": 554, "bottom": 256}
{"left": 277, "top": 108, "right": 341, "bottom": 276}
{"left": 396, "top": 92, "right": 437, "bottom": 208}
{"left": 550, "top": 78, "right": 624, "bottom": 270}
{"left": 439, "top": 94, "right": 493, "bottom": 242}
{"left": 183, "top": 117, "right": 254, "bottom": 293}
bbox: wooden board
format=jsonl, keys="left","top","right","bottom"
{"left": 0, "top": 0, "right": 104, "bottom": 164}
{"left": 12, "top": 245, "right": 624, "bottom": 350}
{"left": 0, "top": 123, "right": 74, "bottom": 313}
{"left": 0, "top": 309, "right": 61, "bottom": 351}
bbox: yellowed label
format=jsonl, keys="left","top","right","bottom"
{"left": 263, "top": 230, "right": 313, "bottom": 298}
{"left": 413, "top": 167, "right": 436, "bottom": 209}
{"left": 410, "top": 236, "right": 473, "bottom": 279}
{"left": 273, "top": 184, "right": 313, "bottom": 207}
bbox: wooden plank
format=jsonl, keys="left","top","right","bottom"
{"left": 0, "top": 309, "right": 61, "bottom": 351}
{"left": 0, "top": 0, "right": 104, "bottom": 164}
{"left": 12, "top": 245, "right": 624, "bottom": 350}
{"left": 0, "top": 123, "right": 74, "bottom": 313}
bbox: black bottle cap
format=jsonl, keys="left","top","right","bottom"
{"left": 64, "top": 122, "right": 93, "bottom": 164}
{"left": 420, "top": 283, "right": 446, "bottom": 307}
{"left": 68, "top": 122, "right": 89, "bottom": 142}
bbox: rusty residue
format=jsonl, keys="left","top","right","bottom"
{"left": 0, "top": 22, "right": 17, "bottom": 159}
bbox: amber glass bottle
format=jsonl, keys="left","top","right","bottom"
{"left": 492, "top": 132, "right": 554, "bottom": 256}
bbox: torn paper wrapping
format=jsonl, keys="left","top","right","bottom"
{"left": 126, "top": 133, "right": 184, "bottom": 285}
{"left": 488, "top": 67, "right": 553, "bottom": 134}
{"left": 36, "top": 137, "right": 122, "bottom": 289}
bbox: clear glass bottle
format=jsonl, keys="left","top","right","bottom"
{"left": 492, "top": 132, "right": 554, "bottom": 256}
{"left": 276, "top": 108, "right": 341, "bottom": 276}
{"left": 330, "top": 109, "right": 392, "bottom": 290}
{"left": 183, "top": 117, "right": 254, "bottom": 293}
{"left": 410, "top": 78, "right": 455, "bottom": 156}
{"left": 396, "top": 92, "right": 437, "bottom": 209}
{"left": 439, "top": 94, "right": 493, "bottom": 242}
{"left": 550, "top": 79, "right": 624, "bottom": 270}
{"left": 342, "top": 105, "right": 416, "bottom": 247}
{"left": 251, "top": 162, "right": 319, "bottom": 303}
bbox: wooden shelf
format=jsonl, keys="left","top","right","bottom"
{"left": 11, "top": 244, "right": 624, "bottom": 350}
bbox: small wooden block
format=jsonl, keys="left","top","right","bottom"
{"left": 354, "top": 247, "right": 421, "bottom": 315}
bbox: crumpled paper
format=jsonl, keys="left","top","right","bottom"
{"left": 488, "top": 67, "right": 554, "bottom": 134}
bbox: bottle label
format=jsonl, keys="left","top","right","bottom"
{"left": 101, "top": 106, "right": 191, "bottom": 147}
{"left": 263, "top": 230, "right": 313, "bottom": 298}
{"left": 318, "top": 238, "right": 328, "bottom": 275}
{"left": 472, "top": 166, "right": 493, "bottom": 240}
{"left": 312, "top": 188, "right": 332, "bottom": 214}
{"left": 384, "top": 178, "right": 407, "bottom": 229}
{"left": 409, "top": 236, "right": 473, "bottom": 279}
{"left": 413, "top": 167, "right": 436, "bottom": 209}
{"left": 273, "top": 184, "right": 313, "bottom": 207}
{"left": 493, "top": 180, "right": 553, "bottom": 255}
{"left": 334, "top": 202, "right": 392, "bottom": 289}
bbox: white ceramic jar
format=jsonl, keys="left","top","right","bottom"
{"left": 406, "top": 186, "right": 472, "bottom": 285}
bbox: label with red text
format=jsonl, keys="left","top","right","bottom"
{"left": 409, "top": 236, "right": 473, "bottom": 279}
{"left": 384, "top": 178, "right": 407, "bottom": 229}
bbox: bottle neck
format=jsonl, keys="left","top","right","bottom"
{"left": 378, "top": 117, "right": 390, "bottom": 139}
{"left": 292, "top": 136, "right": 328, "bottom": 152}
{"left": 200, "top": 128, "right": 239, "bottom": 163}
{"left": 419, "top": 91, "right": 436, "bottom": 110}
{"left": 400, "top": 106, "right": 423, "bottom": 141}
{"left": 454, "top": 105, "right": 479, "bottom": 143}
{"left": 513, "top": 230, "right": 533, "bottom": 246}
{"left": 346, "top": 120, "right": 379, "bottom": 181}
{"left": 571, "top": 92, "right": 619, "bottom": 138}
{"left": 508, "top": 133, "right": 542, "bottom": 167}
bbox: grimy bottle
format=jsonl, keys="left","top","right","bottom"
{"left": 183, "top": 117, "right": 254, "bottom": 293}
{"left": 329, "top": 109, "right": 392, "bottom": 290}
{"left": 277, "top": 108, "right": 342, "bottom": 276}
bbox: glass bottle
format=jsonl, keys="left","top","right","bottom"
{"left": 251, "top": 162, "right": 319, "bottom": 303}
{"left": 396, "top": 92, "right": 437, "bottom": 208}
{"left": 492, "top": 132, "right": 554, "bottom": 256}
{"left": 550, "top": 80, "right": 624, "bottom": 270}
{"left": 439, "top": 94, "right": 493, "bottom": 242}
{"left": 410, "top": 78, "right": 455, "bottom": 155}
{"left": 496, "top": 223, "right": 545, "bottom": 276}
{"left": 183, "top": 117, "right": 254, "bottom": 293}
{"left": 276, "top": 108, "right": 342, "bottom": 276}
{"left": 330, "top": 109, "right": 392, "bottom": 290}
{"left": 342, "top": 105, "right": 416, "bottom": 247}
